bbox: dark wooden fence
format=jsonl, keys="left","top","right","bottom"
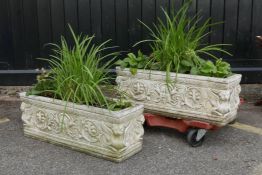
{"left": 0, "top": 0, "right": 262, "bottom": 84}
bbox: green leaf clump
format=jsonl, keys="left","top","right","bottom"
{"left": 117, "top": 0, "right": 232, "bottom": 80}
{"left": 26, "top": 69, "right": 56, "bottom": 97}
{"left": 199, "top": 59, "right": 231, "bottom": 78}
{"left": 115, "top": 50, "right": 160, "bottom": 75}
{"left": 28, "top": 26, "right": 131, "bottom": 111}
{"left": 115, "top": 50, "right": 154, "bottom": 75}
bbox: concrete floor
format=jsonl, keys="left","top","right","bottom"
{"left": 0, "top": 100, "right": 261, "bottom": 175}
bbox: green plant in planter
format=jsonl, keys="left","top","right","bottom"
{"left": 115, "top": 50, "right": 160, "bottom": 75}
{"left": 26, "top": 68, "right": 56, "bottom": 97}
{"left": 28, "top": 26, "right": 130, "bottom": 111}
{"left": 118, "top": 0, "right": 232, "bottom": 81}
{"left": 199, "top": 59, "right": 231, "bottom": 78}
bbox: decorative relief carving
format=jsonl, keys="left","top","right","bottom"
{"left": 127, "top": 115, "right": 145, "bottom": 144}
{"left": 117, "top": 73, "right": 241, "bottom": 124}
{"left": 81, "top": 119, "right": 99, "bottom": 143}
{"left": 100, "top": 114, "right": 145, "bottom": 151}
{"left": 47, "top": 114, "right": 60, "bottom": 133}
{"left": 230, "top": 85, "right": 241, "bottom": 108}
{"left": 21, "top": 103, "right": 144, "bottom": 153}
{"left": 185, "top": 88, "right": 202, "bottom": 109}
{"left": 210, "top": 90, "right": 231, "bottom": 116}
{"left": 35, "top": 110, "right": 48, "bottom": 130}
{"left": 101, "top": 123, "right": 127, "bottom": 151}
{"left": 117, "top": 78, "right": 207, "bottom": 111}
{"left": 20, "top": 92, "right": 144, "bottom": 162}
{"left": 62, "top": 113, "right": 82, "bottom": 140}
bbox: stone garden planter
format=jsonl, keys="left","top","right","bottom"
{"left": 116, "top": 67, "right": 242, "bottom": 127}
{"left": 20, "top": 92, "right": 144, "bottom": 162}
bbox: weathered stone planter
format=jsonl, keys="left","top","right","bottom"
{"left": 116, "top": 67, "right": 242, "bottom": 126}
{"left": 20, "top": 92, "right": 144, "bottom": 162}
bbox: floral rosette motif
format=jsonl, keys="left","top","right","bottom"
{"left": 47, "top": 114, "right": 60, "bottom": 133}
{"left": 130, "top": 81, "right": 148, "bottom": 101}
{"left": 81, "top": 119, "right": 99, "bottom": 143}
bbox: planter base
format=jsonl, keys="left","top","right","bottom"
{"left": 24, "top": 129, "right": 142, "bottom": 162}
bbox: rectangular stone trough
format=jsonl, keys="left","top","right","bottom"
{"left": 116, "top": 67, "right": 242, "bottom": 126}
{"left": 20, "top": 92, "right": 144, "bottom": 162}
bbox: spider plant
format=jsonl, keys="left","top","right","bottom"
{"left": 28, "top": 26, "right": 129, "bottom": 110}
{"left": 134, "top": 0, "right": 232, "bottom": 82}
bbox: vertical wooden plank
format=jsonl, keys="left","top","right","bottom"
{"left": 156, "top": 0, "right": 169, "bottom": 22}
{"left": 102, "top": 0, "right": 116, "bottom": 43}
{"left": 37, "top": 0, "right": 52, "bottom": 67}
{"left": 188, "top": 0, "right": 197, "bottom": 18}
{"left": 0, "top": 0, "right": 14, "bottom": 69}
{"left": 210, "top": 0, "right": 224, "bottom": 58}
{"left": 128, "top": 0, "right": 142, "bottom": 51}
{"left": 51, "top": 0, "right": 65, "bottom": 43}
{"left": 37, "top": 0, "right": 52, "bottom": 45}
{"left": 251, "top": 0, "right": 262, "bottom": 59}
{"left": 224, "top": 0, "right": 238, "bottom": 60}
{"left": 235, "top": 0, "right": 252, "bottom": 59}
{"left": 78, "top": 0, "right": 91, "bottom": 35}
{"left": 101, "top": 0, "right": 116, "bottom": 63}
{"left": 197, "top": 0, "right": 210, "bottom": 44}
{"left": 64, "top": 0, "right": 78, "bottom": 42}
{"left": 0, "top": 0, "right": 6, "bottom": 64}
{"left": 23, "top": 0, "right": 39, "bottom": 69}
{"left": 170, "top": 0, "right": 183, "bottom": 14}
{"left": 142, "top": 0, "right": 156, "bottom": 54}
{"left": 115, "top": 0, "right": 128, "bottom": 50}
{"left": 91, "top": 0, "right": 102, "bottom": 43}
{"left": 210, "top": 0, "right": 224, "bottom": 44}
{"left": 9, "top": 0, "right": 25, "bottom": 69}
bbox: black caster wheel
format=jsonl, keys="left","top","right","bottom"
{"left": 186, "top": 129, "right": 206, "bottom": 147}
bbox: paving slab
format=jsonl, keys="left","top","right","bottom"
{"left": 0, "top": 100, "right": 261, "bottom": 175}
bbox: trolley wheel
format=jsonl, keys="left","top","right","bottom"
{"left": 186, "top": 129, "right": 206, "bottom": 147}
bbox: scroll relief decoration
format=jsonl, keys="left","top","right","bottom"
{"left": 21, "top": 103, "right": 144, "bottom": 152}
{"left": 116, "top": 76, "right": 241, "bottom": 117}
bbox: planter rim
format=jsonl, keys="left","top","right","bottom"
{"left": 116, "top": 67, "right": 242, "bottom": 84}
{"left": 19, "top": 92, "right": 144, "bottom": 118}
